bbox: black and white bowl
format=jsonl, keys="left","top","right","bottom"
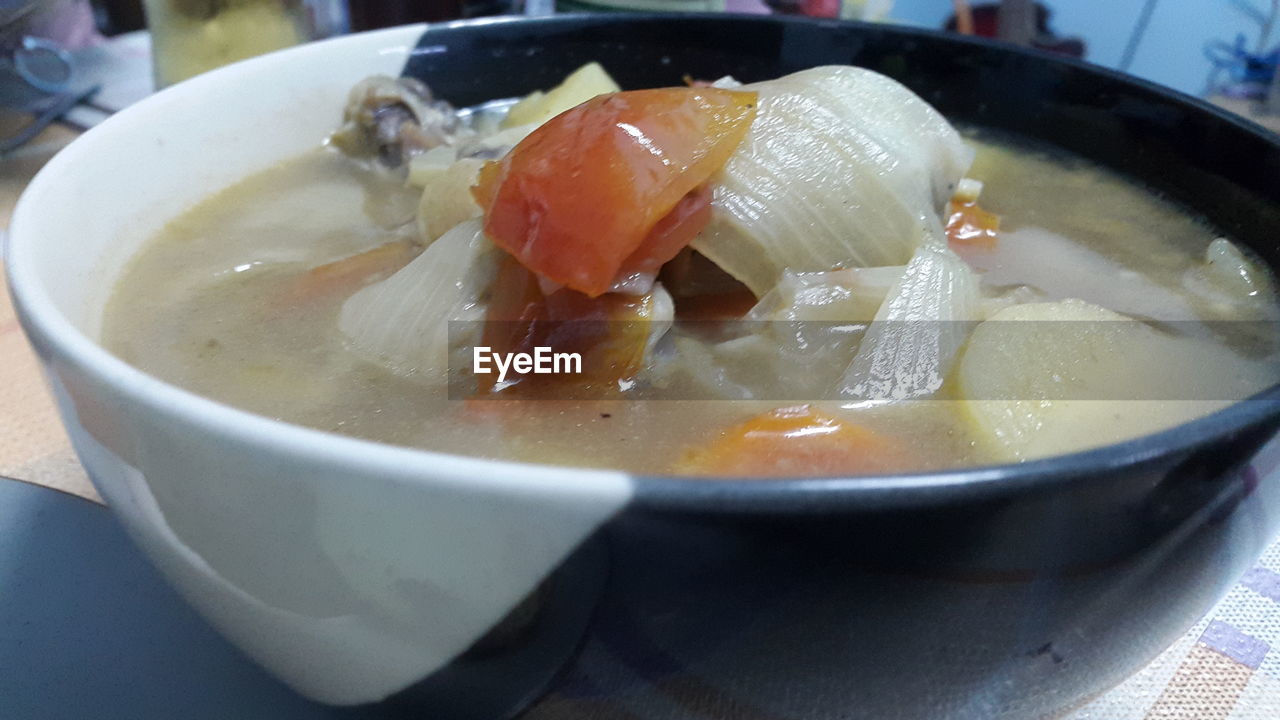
{"left": 8, "top": 14, "right": 1280, "bottom": 720}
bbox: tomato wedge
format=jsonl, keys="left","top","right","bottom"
{"left": 473, "top": 87, "right": 757, "bottom": 297}
{"left": 477, "top": 255, "right": 663, "bottom": 395}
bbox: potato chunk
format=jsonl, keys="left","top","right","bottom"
{"left": 958, "top": 299, "right": 1276, "bottom": 461}
{"left": 501, "top": 62, "right": 622, "bottom": 128}
{"left": 415, "top": 157, "right": 486, "bottom": 244}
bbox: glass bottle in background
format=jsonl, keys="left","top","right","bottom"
{"left": 143, "top": 0, "right": 348, "bottom": 88}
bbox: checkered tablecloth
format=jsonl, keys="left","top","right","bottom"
{"left": 1065, "top": 546, "right": 1280, "bottom": 720}
{"left": 3, "top": 263, "right": 1279, "bottom": 718}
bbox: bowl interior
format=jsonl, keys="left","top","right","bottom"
{"left": 8, "top": 15, "right": 1280, "bottom": 503}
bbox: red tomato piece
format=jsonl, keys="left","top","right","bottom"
{"left": 473, "top": 87, "right": 757, "bottom": 296}
{"left": 478, "top": 255, "right": 663, "bottom": 396}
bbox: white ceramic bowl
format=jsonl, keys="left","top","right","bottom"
{"left": 6, "top": 24, "right": 631, "bottom": 706}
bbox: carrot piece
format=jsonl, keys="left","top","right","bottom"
{"left": 946, "top": 200, "right": 1000, "bottom": 249}
{"left": 473, "top": 87, "right": 757, "bottom": 296}
{"left": 676, "top": 405, "right": 910, "bottom": 477}
{"left": 281, "top": 239, "right": 419, "bottom": 305}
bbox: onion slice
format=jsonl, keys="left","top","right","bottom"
{"left": 692, "top": 66, "right": 974, "bottom": 295}
{"left": 338, "top": 219, "right": 497, "bottom": 382}
{"left": 836, "top": 235, "right": 981, "bottom": 402}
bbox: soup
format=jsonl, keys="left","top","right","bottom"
{"left": 103, "top": 64, "right": 1280, "bottom": 476}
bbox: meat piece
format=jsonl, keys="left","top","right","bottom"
{"left": 329, "top": 75, "right": 472, "bottom": 167}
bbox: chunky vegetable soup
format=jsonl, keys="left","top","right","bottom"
{"left": 104, "top": 64, "right": 1280, "bottom": 476}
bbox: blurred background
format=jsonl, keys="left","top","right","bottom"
{"left": 1, "top": 0, "right": 1276, "bottom": 164}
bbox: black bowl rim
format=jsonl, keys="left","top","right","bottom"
{"left": 419, "top": 11, "right": 1280, "bottom": 142}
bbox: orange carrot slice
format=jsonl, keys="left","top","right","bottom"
{"left": 282, "top": 240, "right": 418, "bottom": 306}
{"left": 946, "top": 200, "right": 1000, "bottom": 250}
{"left": 677, "top": 405, "right": 910, "bottom": 477}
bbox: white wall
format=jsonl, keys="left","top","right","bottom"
{"left": 890, "top": 0, "right": 1261, "bottom": 97}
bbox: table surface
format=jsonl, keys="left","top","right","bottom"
{"left": 1, "top": 123, "right": 95, "bottom": 501}
{"left": 4, "top": 97, "right": 1280, "bottom": 718}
